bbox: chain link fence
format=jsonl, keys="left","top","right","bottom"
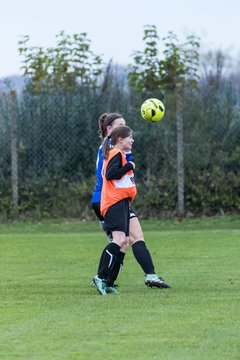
{"left": 0, "top": 87, "right": 240, "bottom": 220}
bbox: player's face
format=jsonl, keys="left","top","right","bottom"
{"left": 121, "top": 133, "right": 134, "bottom": 151}
{"left": 108, "top": 117, "right": 126, "bottom": 135}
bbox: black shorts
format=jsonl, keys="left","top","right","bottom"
{"left": 92, "top": 202, "right": 104, "bottom": 222}
{"left": 104, "top": 199, "right": 130, "bottom": 236}
{"left": 92, "top": 201, "right": 137, "bottom": 221}
{"left": 129, "top": 204, "right": 137, "bottom": 219}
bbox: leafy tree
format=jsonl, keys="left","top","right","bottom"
{"left": 128, "top": 25, "right": 200, "bottom": 217}
{"left": 18, "top": 31, "right": 104, "bottom": 93}
{"left": 129, "top": 26, "right": 160, "bottom": 93}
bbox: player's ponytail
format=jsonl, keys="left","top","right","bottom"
{"left": 102, "top": 135, "right": 111, "bottom": 159}
{"left": 98, "top": 113, "right": 108, "bottom": 139}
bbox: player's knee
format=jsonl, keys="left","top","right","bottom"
{"left": 120, "top": 237, "right": 129, "bottom": 252}
{"left": 113, "top": 234, "right": 128, "bottom": 248}
{"left": 129, "top": 217, "right": 144, "bottom": 244}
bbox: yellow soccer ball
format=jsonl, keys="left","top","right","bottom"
{"left": 141, "top": 98, "right": 165, "bottom": 122}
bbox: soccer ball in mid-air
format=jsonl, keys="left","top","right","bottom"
{"left": 141, "top": 98, "right": 165, "bottom": 122}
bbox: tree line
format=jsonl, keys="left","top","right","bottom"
{"left": 0, "top": 25, "right": 239, "bottom": 220}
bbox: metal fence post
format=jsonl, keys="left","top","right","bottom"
{"left": 10, "top": 90, "right": 19, "bottom": 217}
{"left": 176, "top": 85, "right": 184, "bottom": 218}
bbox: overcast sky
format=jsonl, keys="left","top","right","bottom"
{"left": 1, "top": 0, "right": 239, "bottom": 77}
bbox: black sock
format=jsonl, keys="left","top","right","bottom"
{"left": 98, "top": 242, "right": 121, "bottom": 279}
{"left": 107, "top": 251, "right": 125, "bottom": 287}
{"left": 97, "top": 244, "right": 108, "bottom": 274}
{"left": 118, "top": 251, "right": 125, "bottom": 267}
{"left": 132, "top": 240, "right": 155, "bottom": 274}
{"left": 97, "top": 244, "right": 125, "bottom": 273}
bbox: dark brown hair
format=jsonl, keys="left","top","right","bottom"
{"left": 98, "top": 112, "right": 123, "bottom": 139}
{"left": 102, "top": 126, "right": 133, "bottom": 159}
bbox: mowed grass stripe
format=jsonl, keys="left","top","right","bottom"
{"left": 0, "top": 219, "right": 239, "bottom": 360}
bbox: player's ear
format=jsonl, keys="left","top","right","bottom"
{"left": 106, "top": 125, "right": 112, "bottom": 135}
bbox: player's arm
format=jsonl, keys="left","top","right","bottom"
{"left": 94, "top": 146, "right": 104, "bottom": 191}
{"left": 106, "top": 153, "right": 134, "bottom": 180}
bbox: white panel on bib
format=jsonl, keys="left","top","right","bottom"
{"left": 114, "top": 174, "right": 135, "bottom": 189}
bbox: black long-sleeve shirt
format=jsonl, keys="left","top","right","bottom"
{"left": 106, "top": 152, "right": 134, "bottom": 180}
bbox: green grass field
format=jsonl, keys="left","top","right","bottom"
{"left": 1, "top": 216, "right": 240, "bottom": 360}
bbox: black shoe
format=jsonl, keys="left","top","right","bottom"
{"left": 145, "top": 274, "right": 171, "bottom": 289}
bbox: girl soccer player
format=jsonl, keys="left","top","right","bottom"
{"left": 92, "top": 113, "right": 171, "bottom": 294}
{"left": 94, "top": 126, "right": 136, "bottom": 295}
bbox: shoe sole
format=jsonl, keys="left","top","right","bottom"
{"left": 145, "top": 281, "right": 171, "bottom": 289}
